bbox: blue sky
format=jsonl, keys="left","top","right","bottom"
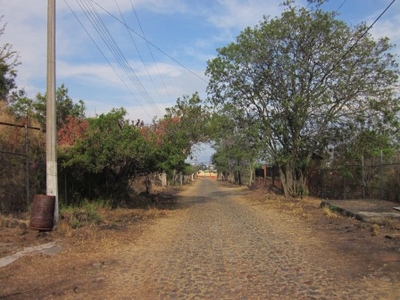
{"left": 1, "top": 0, "right": 400, "bottom": 163}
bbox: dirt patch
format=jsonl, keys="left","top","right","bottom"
{"left": 0, "top": 185, "right": 183, "bottom": 299}
{"left": 246, "top": 184, "right": 400, "bottom": 279}
{"left": 0, "top": 187, "right": 179, "bottom": 260}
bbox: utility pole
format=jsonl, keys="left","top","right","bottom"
{"left": 47, "top": 0, "right": 58, "bottom": 223}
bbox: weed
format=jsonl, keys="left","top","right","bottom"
{"left": 329, "top": 205, "right": 338, "bottom": 212}
{"left": 56, "top": 220, "right": 73, "bottom": 237}
{"left": 60, "top": 200, "right": 106, "bottom": 229}
{"left": 371, "top": 224, "right": 380, "bottom": 236}
{"left": 322, "top": 206, "right": 338, "bottom": 218}
{"left": 381, "top": 218, "right": 399, "bottom": 230}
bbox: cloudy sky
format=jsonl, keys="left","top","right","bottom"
{"left": 1, "top": 0, "right": 399, "bottom": 163}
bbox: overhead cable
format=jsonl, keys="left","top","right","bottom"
{"left": 88, "top": 0, "right": 208, "bottom": 84}
{"left": 77, "top": 0, "right": 163, "bottom": 117}
{"left": 130, "top": 0, "right": 173, "bottom": 102}
{"left": 64, "top": 0, "right": 154, "bottom": 119}
{"left": 114, "top": 0, "right": 164, "bottom": 103}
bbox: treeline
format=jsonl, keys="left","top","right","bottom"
{"left": 3, "top": 0, "right": 400, "bottom": 212}
{"left": 0, "top": 86, "right": 209, "bottom": 212}
{"left": 0, "top": 15, "right": 211, "bottom": 213}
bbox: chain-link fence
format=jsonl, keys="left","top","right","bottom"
{"left": 255, "top": 154, "right": 400, "bottom": 203}
{"left": 0, "top": 121, "right": 46, "bottom": 214}
{"left": 316, "top": 154, "right": 400, "bottom": 202}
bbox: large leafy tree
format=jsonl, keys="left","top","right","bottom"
{"left": 210, "top": 108, "right": 261, "bottom": 185}
{"left": 8, "top": 84, "right": 85, "bottom": 130}
{"left": 164, "top": 92, "right": 211, "bottom": 155}
{"left": 206, "top": 0, "right": 400, "bottom": 197}
{"left": 59, "top": 108, "right": 149, "bottom": 204}
{"left": 147, "top": 92, "right": 210, "bottom": 174}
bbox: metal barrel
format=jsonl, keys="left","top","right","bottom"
{"left": 29, "top": 194, "right": 55, "bottom": 231}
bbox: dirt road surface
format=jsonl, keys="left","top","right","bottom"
{"left": 1, "top": 179, "right": 400, "bottom": 299}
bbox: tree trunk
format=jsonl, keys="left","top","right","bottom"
{"left": 278, "top": 163, "right": 308, "bottom": 197}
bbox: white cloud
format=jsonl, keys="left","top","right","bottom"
{"left": 207, "top": 0, "right": 283, "bottom": 30}
{"left": 2, "top": 0, "right": 399, "bottom": 127}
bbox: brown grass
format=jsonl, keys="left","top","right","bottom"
{"left": 322, "top": 206, "right": 339, "bottom": 219}
{"left": 371, "top": 223, "right": 380, "bottom": 236}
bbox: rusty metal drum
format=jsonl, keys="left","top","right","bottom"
{"left": 29, "top": 194, "right": 55, "bottom": 231}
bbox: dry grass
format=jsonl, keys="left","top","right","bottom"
{"left": 54, "top": 219, "right": 74, "bottom": 238}
{"left": 322, "top": 206, "right": 339, "bottom": 219}
{"left": 371, "top": 223, "right": 380, "bottom": 236}
{"left": 381, "top": 218, "right": 400, "bottom": 230}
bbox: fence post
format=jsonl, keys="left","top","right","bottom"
{"left": 343, "top": 175, "right": 346, "bottom": 200}
{"left": 321, "top": 169, "right": 325, "bottom": 198}
{"left": 380, "top": 150, "right": 383, "bottom": 199}
{"left": 361, "top": 156, "right": 366, "bottom": 199}
{"left": 25, "top": 123, "right": 30, "bottom": 208}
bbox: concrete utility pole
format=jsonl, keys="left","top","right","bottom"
{"left": 46, "top": 0, "right": 58, "bottom": 222}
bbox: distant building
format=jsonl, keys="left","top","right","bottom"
{"left": 197, "top": 169, "right": 217, "bottom": 179}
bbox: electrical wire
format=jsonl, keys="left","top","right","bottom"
{"left": 64, "top": 0, "right": 154, "bottom": 119}
{"left": 114, "top": 0, "right": 164, "bottom": 103}
{"left": 81, "top": 0, "right": 158, "bottom": 112}
{"left": 130, "top": 0, "right": 173, "bottom": 103}
{"left": 336, "top": 0, "right": 348, "bottom": 12}
{"left": 88, "top": 0, "right": 208, "bottom": 84}
{"left": 322, "top": 0, "right": 396, "bottom": 83}
{"left": 77, "top": 0, "right": 163, "bottom": 116}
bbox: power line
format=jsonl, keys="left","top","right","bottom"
{"left": 336, "top": 0, "right": 348, "bottom": 12}
{"left": 76, "top": 0, "right": 163, "bottom": 117}
{"left": 80, "top": 0, "right": 158, "bottom": 112}
{"left": 114, "top": 0, "right": 164, "bottom": 103}
{"left": 337, "top": 0, "right": 395, "bottom": 64}
{"left": 64, "top": 0, "right": 154, "bottom": 119}
{"left": 88, "top": 0, "right": 208, "bottom": 84}
{"left": 323, "top": 0, "right": 396, "bottom": 82}
{"left": 130, "top": 0, "right": 173, "bottom": 102}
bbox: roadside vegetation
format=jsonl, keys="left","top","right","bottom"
{"left": 1, "top": 0, "right": 400, "bottom": 218}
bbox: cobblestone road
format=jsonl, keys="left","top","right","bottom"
{"left": 100, "top": 179, "right": 399, "bottom": 299}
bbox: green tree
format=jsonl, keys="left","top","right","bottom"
{"left": 210, "top": 109, "right": 261, "bottom": 185}
{"left": 8, "top": 84, "right": 85, "bottom": 130}
{"left": 33, "top": 84, "right": 85, "bottom": 129}
{"left": 164, "top": 92, "right": 211, "bottom": 156}
{"left": 206, "top": 0, "right": 400, "bottom": 197}
{"left": 157, "top": 93, "right": 210, "bottom": 171}
{"left": 59, "top": 108, "right": 149, "bottom": 205}
{"left": 0, "top": 17, "right": 20, "bottom": 101}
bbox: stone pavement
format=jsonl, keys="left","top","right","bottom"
{"left": 321, "top": 198, "right": 400, "bottom": 223}
{"left": 2, "top": 179, "right": 399, "bottom": 299}
{"left": 98, "top": 179, "right": 400, "bottom": 299}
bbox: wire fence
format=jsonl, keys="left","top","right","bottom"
{"left": 315, "top": 155, "right": 400, "bottom": 202}
{"left": 0, "top": 121, "right": 46, "bottom": 214}
{"left": 3, "top": 118, "right": 400, "bottom": 214}
{"left": 255, "top": 153, "right": 400, "bottom": 203}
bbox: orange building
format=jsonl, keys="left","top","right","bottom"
{"left": 197, "top": 170, "right": 217, "bottom": 179}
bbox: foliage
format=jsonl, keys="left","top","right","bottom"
{"left": 0, "top": 17, "right": 20, "bottom": 101}
{"left": 143, "top": 92, "right": 211, "bottom": 175}
{"left": 58, "top": 108, "right": 149, "bottom": 205}
{"left": 58, "top": 93, "right": 211, "bottom": 204}
{"left": 57, "top": 115, "right": 89, "bottom": 146}
{"left": 60, "top": 200, "right": 107, "bottom": 229}
{"left": 206, "top": 0, "right": 400, "bottom": 197}
{"left": 210, "top": 110, "right": 261, "bottom": 185}
{"left": 8, "top": 84, "right": 85, "bottom": 130}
